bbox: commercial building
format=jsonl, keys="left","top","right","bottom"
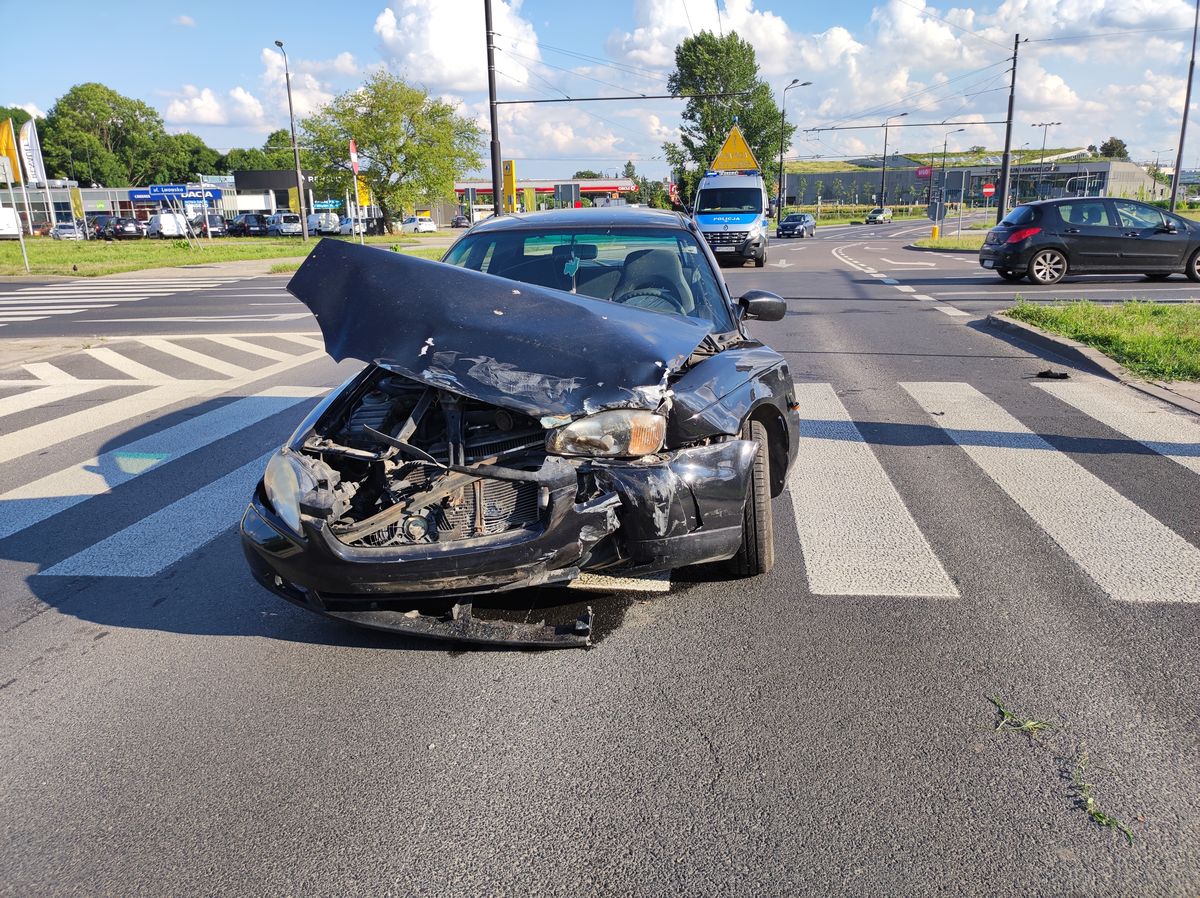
{"left": 782, "top": 158, "right": 1161, "bottom": 207}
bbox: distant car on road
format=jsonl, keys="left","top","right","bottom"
{"left": 401, "top": 216, "right": 437, "bottom": 233}
{"left": 267, "top": 213, "right": 303, "bottom": 237}
{"left": 776, "top": 212, "right": 815, "bottom": 238}
{"left": 229, "top": 213, "right": 268, "bottom": 237}
{"left": 865, "top": 207, "right": 893, "bottom": 224}
{"left": 104, "top": 217, "right": 143, "bottom": 240}
{"left": 979, "top": 197, "right": 1200, "bottom": 285}
{"left": 51, "top": 222, "right": 86, "bottom": 240}
{"left": 450, "top": 214, "right": 471, "bottom": 228}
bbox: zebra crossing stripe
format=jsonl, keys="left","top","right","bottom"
{"left": 209, "top": 336, "right": 297, "bottom": 362}
{"left": 24, "top": 363, "right": 75, "bottom": 380}
{"left": 788, "top": 383, "right": 958, "bottom": 598}
{"left": 902, "top": 381, "right": 1200, "bottom": 603}
{"left": 84, "top": 347, "right": 174, "bottom": 381}
{"left": 39, "top": 451, "right": 274, "bottom": 578}
{"left": 1036, "top": 380, "right": 1200, "bottom": 478}
{"left": 0, "top": 387, "right": 324, "bottom": 542}
{"left": 0, "top": 384, "right": 106, "bottom": 419}
{"left": 0, "top": 345, "right": 326, "bottom": 465}
{"left": 137, "top": 338, "right": 249, "bottom": 377}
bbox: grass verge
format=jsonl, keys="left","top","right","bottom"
{"left": 0, "top": 234, "right": 424, "bottom": 277}
{"left": 268, "top": 244, "right": 446, "bottom": 274}
{"left": 1006, "top": 298, "right": 1200, "bottom": 381}
{"left": 911, "top": 234, "right": 986, "bottom": 251}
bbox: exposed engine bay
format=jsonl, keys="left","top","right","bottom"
{"left": 302, "top": 372, "right": 562, "bottom": 549}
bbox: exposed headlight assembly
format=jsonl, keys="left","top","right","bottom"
{"left": 546, "top": 410, "right": 666, "bottom": 458}
{"left": 263, "top": 450, "right": 316, "bottom": 535}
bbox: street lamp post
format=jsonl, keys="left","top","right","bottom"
{"left": 1153, "top": 148, "right": 1174, "bottom": 197}
{"left": 1032, "top": 121, "right": 1061, "bottom": 199}
{"left": 275, "top": 40, "right": 309, "bottom": 242}
{"left": 939, "top": 127, "right": 965, "bottom": 229}
{"left": 879, "top": 113, "right": 907, "bottom": 206}
{"left": 776, "top": 79, "right": 812, "bottom": 221}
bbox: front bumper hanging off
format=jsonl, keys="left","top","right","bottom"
{"left": 240, "top": 440, "right": 759, "bottom": 647}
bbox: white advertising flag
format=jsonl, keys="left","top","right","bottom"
{"left": 18, "top": 119, "right": 48, "bottom": 186}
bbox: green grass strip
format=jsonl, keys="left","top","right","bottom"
{"left": 1007, "top": 298, "right": 1200, "bottom": 381}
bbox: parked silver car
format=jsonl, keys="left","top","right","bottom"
{"left": 267, "top": 213, "right": 303, "bottom": 236}
{"left": 51, "top": 222, "right": 86, "bottom": 240}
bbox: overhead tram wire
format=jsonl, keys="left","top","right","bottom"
{"left": 499, "top": 35, "right": 670, "bottom": 83}
{"left": 681, "top": 0, "right": 695, "bottom": 38}
{"left": 891, "top": 0, "right": 1012, "bottom": 50}
{"left": 1026, "top": 26, "right": 1191, "bottom": 43}
{"left": 493, "top": 69, "right": 656, "bottom": 141}
{"left": 500, "top": 47, "right": 659, "bottom": 96}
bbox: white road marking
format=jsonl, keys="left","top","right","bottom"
{"left": 0, "top": 297, "right": 153, "bottom": 306}
{"left": 936, "top": 306, "right": 971, "bottom": 316}
{"left": 39, "top": 451, "right": 274, "bottom": 578}
{"left": 0, "top": 317, "right": 47, "bottom": 323}
{"left": 0, "top": 384, "right": 106, "bottom": 420}
{"left": 208, "top": 336, "right": 298, "bottom": 362}
{"left": 902, "top": 381, "right": 1200, "bottom": 603}
{"left": 894, "top": 285, "right": 916, "bottom": 293}
{"left": 273, "top": 333, "right": 326, "bottom": 350}
{"left": 93, "top": 313, "right": 311, "bottom": 323}
{"left": 24, "top": 363, "right": 75, "bottom": 380}
{"left": 0, "top": 346, "right": 326, "bottom": 464}
{"left": 0, "top": 387, "right": 323, "bottom": 542}
{"left": 913, "top": 294, "right": 937, "bottom": 301}
{"left": 0, "top": 308, "right": 104, "bottom": 318}
{"left": 1036, "top": 379, "right": 1200, "bottom": 477}
{"left": 789, "top": 383, "right": 958, "bottom": 598}
{"left": 84, "top": 347, "right": 173, "bottom": 381}
{"left": 137, "top": 338, "right": 249, "bottom": 377}
{"left": 880, "top": 258, "right": 937, "bottom": 267}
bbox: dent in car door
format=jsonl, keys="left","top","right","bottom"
{"left": 1052, "top": 200, "right": 1123, "bottom": 270}
{"left": 1112, "top": 200, "right": 1189, "bottom": 270}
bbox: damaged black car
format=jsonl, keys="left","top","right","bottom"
{"left": 240, "top": 208, "right": 799, "bottom": 646}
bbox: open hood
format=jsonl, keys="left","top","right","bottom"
{"left": 287, "top": 239, "right": 712, "bottom": 418}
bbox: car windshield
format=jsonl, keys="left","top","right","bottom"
{"left": 282, "top": 215, "right": 299, "bottom": 223}
{"left": 869, "top": 208, "right": 884, "bottom": 214}
{"left": 784, "top": 214, "right": 804, "bottom": 223}
{"left": 442, "top": 227, "right": 734, "bottom": 331}
{"left": 695, "top": 188, "right": 762, "bottom": 214}
{"left": 1001, "top": 205, "right": 1037, "bottom": 226}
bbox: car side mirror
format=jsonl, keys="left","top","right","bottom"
{"left": 738, "top": 290, "right": 787, "bottom": 322}
{"left": 1159, "top": 221, "right": 1178, "bottom": 234}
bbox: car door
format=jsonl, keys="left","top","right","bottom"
{"left": 1111, "top": 200, "right": 1189, "bottom": 270}
{"left": 1051, "top": 200, "right": 1124, "bottom": 270}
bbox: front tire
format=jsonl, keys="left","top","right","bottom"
{"left": 730, "top": 419, "right": 774, "bottom": 577}
{"left": 1028, "top": 248, "right": 1067, "bottom": 285}
{"left": 1187, "top": 248, "right": 1200, "bottom": 283}
{"left": 754, "top": 251, "right": 766, "bottom": 268}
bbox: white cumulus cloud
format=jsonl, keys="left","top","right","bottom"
{"left": 173, "top": 14, "right": 195, "bottom": 27}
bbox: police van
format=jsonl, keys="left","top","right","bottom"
{"left": 691, "top": 125, "right": 770, "bottom": 268}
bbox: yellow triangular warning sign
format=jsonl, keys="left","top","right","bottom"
{"left": 710, "top": 125, "right": 760, "bottom": 171}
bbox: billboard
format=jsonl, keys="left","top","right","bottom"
{"left": 916, "top": 165, "right": 933, "bottom": 179}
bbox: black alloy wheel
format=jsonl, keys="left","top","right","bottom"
{"left": 1028, "top": 248, "right": 1068, "bottom": 285}
{"left": 1185, "top": 248, "right": 1200, "bottom": 282}
{"left": 730, "top": 419, "right": 774, "bottom": 577}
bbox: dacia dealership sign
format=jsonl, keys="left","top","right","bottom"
{"left": 129, "top": 186, "right": 222, "bottom": 202}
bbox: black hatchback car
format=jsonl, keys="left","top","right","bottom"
{"left": 228, "top": 213, "right": 268, "bottom": 237}
{"left": 979, "top": 197, "right": 1200, "bottom": 284}
{"left": 240, "top": 208, "right": 799, "bottom": 647}
{"left": 776, "top": 212, "right": 815, "bottom": 238}
{"left": 103, "top": 217, "right": 143, "bottom": 239}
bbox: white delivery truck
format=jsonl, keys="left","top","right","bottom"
{"left": 690, "top": 125, "right": 771, "bottom": 268}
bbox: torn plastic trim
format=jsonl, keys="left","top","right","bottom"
{"left": 322, "top": 602, "right": 593, "bottom": 649}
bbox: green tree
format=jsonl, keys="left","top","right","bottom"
{"left": 622, "top": 160, "right": 637, "bottom": 180}
{"left": 0, "top": 106, "right": 33, "bottom": 129}
{"left": 262, "top": 129, "right": 301, "bottom": 169}
{"left": 41, "top": 83, "right": 175, "bottom": 186}
{"left": 831, "top": 177, "right": 845, "bottom": 202}
{"left": 572, "top": 169, "right": 601, "bottom": 179}
{"left": 1099, "top": 136, "right": 1129, "bottom": 159}
{"left": 165, "top": 132, "right": 221, "bottom": 180}
{"left": 301, "top": 71, "right": 481, "bottom": 229}
{"left": 220, "top": 147, "right": 271, "bottom": 171}
{"left": 662, "top": 30, "right": 795, "bottom": 201}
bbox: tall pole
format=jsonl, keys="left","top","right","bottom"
{"left": 775, "top": 79, "right": 810, "bottom": 222}
{"left": 1171, "top": 0, "right": 1199, "bottom": 212}
{"left": 1032, "top": 121, "right": 1060, "bottom": 198}
{"left": 939, "top": 128, "right": 963, "bottom": 230}
{"left": 879, "top": 112, "right": 907, "bottom": 206}
{"left": 995, "top": 34, "right": 1021, "bottom": 222}
{"left": 485, "top": 0, "right": 503, "bottom": 217}
{"left": 2, "top": 158, "right": 30, "bottom": 272}
{"left": 275, "top": 40, "right": 309, "bottom": 241}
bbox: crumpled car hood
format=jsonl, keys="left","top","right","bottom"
{"left": 287, "top": 239, "right": 713, "bottom": 419}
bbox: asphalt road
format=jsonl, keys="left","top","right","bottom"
{"left": 1, "top": 222, "right": 1198, "bottom": 896}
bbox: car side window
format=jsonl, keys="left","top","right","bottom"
{"left": 1113, "top": 201, "right": 1164, "bottom": 230}
{"left": 1057, "top": 201, "right": 1112, "bottom": 227}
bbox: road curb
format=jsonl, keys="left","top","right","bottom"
{"left": 904, "top": 243, "right": 978, "bottom": 254}
{"left": 985, "top": 313, "right": 1200, "bottom": 417}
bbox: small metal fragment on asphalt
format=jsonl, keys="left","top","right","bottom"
{"left": 1037, "top": 369, "right": 1070, "bottom": 379}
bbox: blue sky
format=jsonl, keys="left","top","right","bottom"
{"left": 5, "top": 0, "right": 1199, "bottom": 179}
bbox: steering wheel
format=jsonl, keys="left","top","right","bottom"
{"left": 615, "top": 275, "right": 687, "bottom": 314}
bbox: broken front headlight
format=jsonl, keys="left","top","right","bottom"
{"left": 546, "top": 410, "right": 666, "bottom": 458}
{"left": 263, "top": 450, "right": 316, "bottom": 535}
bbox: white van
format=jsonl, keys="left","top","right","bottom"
{"left": 147, "top": 211, "right": 188, "bottom": 238}
{"left": 0, "top": 206, "right": 21, "bottom": 239}
{"left": 692, "top": 169, "right": 770, "bottom": 268}
{"left": 267, "top": 213, "right": 303, "bottom": 236}
{"left": 307, "top": 212, "right": 340, "bottom": 235}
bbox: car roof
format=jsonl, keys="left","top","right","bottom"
{"left": 468, "top": 206, "right": 691, "bottom": 233}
